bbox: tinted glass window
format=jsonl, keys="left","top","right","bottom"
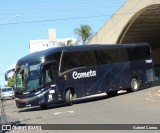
{"left": 2, "top": 88, "right": 13, "bottom": 92}
{"left": 108, "top": 48, "right": 122, "bottom": 63}
{"left": 61, "top": 52, "right": 80, "bottom": 72}
{"left": 61, "top": 50, "right": 97, "bottom": 72}
{"left": 43, "top": 64, "right": 54, "bottom": 86}
{"left": 46, "top": 52, "right": 61, "bottom": 62}
{"left": 97, "top": 47, "right": 130, "bottom": 64}
{"left": 44, "top": 66, "right": 53, "bottom": 85}
{"left": 133, "top": 46, "right": 150, "bottom": 60}
{"left": 78, "top": 50, "right": 97, "bottom": 67}
{"left": 97, "top": 49, "right": 109, "bottom": 65}
{"left": 119, "top": 48, "right": 129, "bottom": 62}
{"left": 127, "top": 47, "right": 134, "bottom": 61}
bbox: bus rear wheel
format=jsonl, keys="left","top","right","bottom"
{"left": 129, "top": 78, "right": 139, "bottom": 92}
{"left": 65, "top": 90, "right": 74, "bottom": 106}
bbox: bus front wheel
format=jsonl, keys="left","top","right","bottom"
{"left": 65, "top": 90, "right": 73, "bottom": 106}
{"left": 129, "top": 78, "right": 139, "bottom": 92}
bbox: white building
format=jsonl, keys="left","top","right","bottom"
{"left": 29, "top": 29, "right": 77, "bottom": 53}
{"left": 29, "top": 39, "right": 53, "bottom": 53}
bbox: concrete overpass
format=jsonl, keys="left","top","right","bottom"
{"left": 88, "top": 0, "right": 160, "bottom": 77}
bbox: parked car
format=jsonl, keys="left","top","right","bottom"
{"left": 0, "top": 87, "right": 15, "bottom": 100}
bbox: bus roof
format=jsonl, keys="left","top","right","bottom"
{"left": 17, "top": 43, "right": 149, "bottom": 64}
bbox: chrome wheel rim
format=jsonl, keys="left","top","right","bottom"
{"left": 132, "top": 80, "right": 138, "bottom": 90}
{"left": 70, "top": 93, "right": 73, "bottom": 101}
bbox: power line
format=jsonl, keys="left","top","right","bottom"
{"left": 0, "top": 15, "right": 109, "bottom": 25}
{"left": 0, "top": 12, "right": 136, "bottom": 26}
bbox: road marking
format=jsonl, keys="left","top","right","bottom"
{"left": 53, "top": 110, "right": 75, "bottom": 115}
{"left": 145, "top": 97, "right": 160, "bottom": 102}
{"left": 144, "top": 91, "right": 160, "bottom": 102}
{"left": 66, "top": 111, "right": 75, "bottom": 113}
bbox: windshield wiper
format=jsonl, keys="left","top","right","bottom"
{"left": 30, "top": 88, "right": 37, "bottom": 93}
{"left": 14, "top": 88, "right": 25, "bottom": 94}
{"left": 26, "top": 85, "right": 37, "bottom": 93}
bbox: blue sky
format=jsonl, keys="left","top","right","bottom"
{"left": 0, "top": 0, "right": 126, "bottom": 86}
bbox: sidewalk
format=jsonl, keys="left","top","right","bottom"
{"left": 1, "top": 100, "right": 7, "bottom": 124}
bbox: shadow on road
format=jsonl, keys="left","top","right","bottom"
{"left": 17, "top": 79, "right": 160, "bottom": 113}
{"left": 18, "top": 91, "right": 128, "bottom": 113}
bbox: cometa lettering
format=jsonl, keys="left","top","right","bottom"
{"left": 72, "top": 70, "right": 96, "bottom": 79}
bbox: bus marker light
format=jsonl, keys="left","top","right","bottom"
{"left": 51, "top": 84, "right": 56, "bottom": 87}
{"left": 49, "top": 90, "right": 55, "bottom": 94}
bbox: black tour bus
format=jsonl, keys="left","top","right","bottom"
{"left": 14, "top": 43, "right": 155, "bottom": 109}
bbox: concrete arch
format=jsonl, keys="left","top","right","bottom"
{"left": 88, "top": 0, "right": 160, "bottom": 77}
{"left": 116, "top": 5, "right": 156, "bottom": 44}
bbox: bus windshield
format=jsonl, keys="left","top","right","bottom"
{"left": 15, "top": 62, "right": 42, "bottom": 93}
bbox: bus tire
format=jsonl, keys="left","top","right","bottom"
{"left": 40, "top": 105, "right": 48, "bottom": 110}
{"left": 129, "top": 78, "right": 139, "bottom": 92}
{"left": 65, "top": 89, "right": 73, "bottom": 106}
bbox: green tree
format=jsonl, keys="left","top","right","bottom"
{"left": 74, "top": 24, "right": 92, "bottom": 45}
{"left": 67, "top": 40, "right": 73, "bottom": 46}
{"left": 7, "top": 77, "right": 14, "bottom": 88}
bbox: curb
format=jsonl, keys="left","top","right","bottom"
{"left": 155, "top": 89, "right": 160, "bottom": 96}
{"left": 145, "top": 87, "right": 160, "bottom": 101}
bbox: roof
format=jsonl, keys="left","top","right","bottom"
{"left": 17, "top": 43, "right": 149, "bottom": 64}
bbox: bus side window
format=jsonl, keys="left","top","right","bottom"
{"left": 44, "top": 65, "right": 53, "bottom": 85}
{"left": 46, "top": 52, "right": 61, "bottom": 62}
{"left": 133, "top": 46, "right": 150, "bottom": 60}
{"left": 97, "top": 49, "right": 109, "bottom": 65}
{"left": 108, "top": 48, "right": 122, "bottom": 63}
{"left": 61, "top": 52, "right": 79, "bottom": 72}
{"left": 119, "top": 48, "right": 129, "bottom": 62}
{"left": 127, "top": 47, "right": 134, "bottom": 61}
{"left": 78, "top": 50, "right": 97, "bottom": 67}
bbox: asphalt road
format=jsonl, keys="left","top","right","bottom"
{"left": 1, "top": 85, "right": 160, "bottom": 133}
